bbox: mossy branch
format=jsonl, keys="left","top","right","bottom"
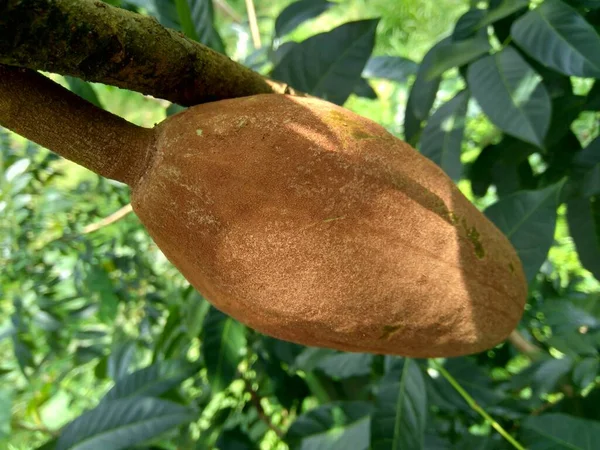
{"left": 0, "top": 0, "right": 296, "bottom": 106}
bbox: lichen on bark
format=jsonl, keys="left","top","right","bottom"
{"left": 0, "top": 0, "right": 292, "bottom": 106}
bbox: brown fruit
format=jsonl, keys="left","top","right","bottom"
{"left": 0, "top": 66, "right": 526, "bottom": 357}
{"left": 128, "top": 94, "right": 527, "bottom": 358}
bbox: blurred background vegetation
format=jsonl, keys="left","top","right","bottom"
{"left": 1, "top": 0, "right": 599, "bottom": 449}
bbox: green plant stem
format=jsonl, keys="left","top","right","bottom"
{"left": 431, "top": 360, "right": 526, "bottom": 450}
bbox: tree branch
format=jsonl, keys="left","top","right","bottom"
{"left": 508, "top": 330, "right": 544, "bottom": 360}
{"left": 0, "top": 64, "right": 153, "bottom": 184}
{"left": 245, "top": 0, "right": 262, "bottom": 49}
{"left": 214, "top": 0, "right": 242, "bottom": 23}
{"left": 83, "top": 203, "right": 133, "bottom": 234}
{"left": 0, "top": 0, "right": 296, "bottom": 106}
{"left": 243, "top": 379, "right": 285, "bottom": 438}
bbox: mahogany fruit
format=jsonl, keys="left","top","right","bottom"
{"left": 0, "top": 66, "right": 527, "bottom": 357}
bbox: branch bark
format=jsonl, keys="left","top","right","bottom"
{"left": 0, "top": 0, "right": 295, "bottom": 106}
{"left": 83, "top": 203, "right": 133, "bottom": 234}
{"left": 214, "top": 0, "right": 242, "bottom": 23}
{"left": 508, "top": 330, "right": 544, "bottom": 360}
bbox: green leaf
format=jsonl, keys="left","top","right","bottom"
{"left": 572, "top": 136, "right": 600, "bottom": 172}
{"left": 469, "top": 136, "right": 538, "bottom": 197}
{"left": 153, "top": 305, "right": 185, "bottom": 361}
{"left": 286, "top": 402, "right": 372, "bottom": 450}
{"left": 102, "top": 359, "right": 200, "bottom": 402}
{"left": 408, "top": 38, "right": 450, "bottom": 120}
{"left": 489, "top": 0, "right": 530, "bottom": 42}
{"left": 87, "top": 265, "right": 119, "bottom": 323}
{"left": 522, "top": 413, "right": 600, "bottom": 449}
{"left": 566, "top": 0, "right": 600, "bottom": 8}
{"left": 147, "top": 0, "right": 181, "bottom": 29}
{"left": 353, "top": 78, "right": 378, "bottom": 99}
{"left": 4, "top": 158, "right": 30, "bottom": 183}
{"left": 427, "top": 358, "right": 502, "bottom": 412}
{"left": 262, "top": 337, "right": 305, "bottom": 366}
{"left": 453, "top": 9, "right": 487, "bottom": 41}
{"left": 541, "top": 301, "right": 599, "bottom": 332}
{"left": 271, "top": 41, "right": 298, "bottom": 66}
{"left": 581, "top": 164, "right": 600, "bottom": 198}
{"left": 216, "top": 426, "right": 255, "bottom": 450}
{"left": 272, "top": 20, "right": 378, "bottom": 105}
{"left": 34, "top": 310, "right": 62, "bottom": 332}
{"left": 75, "top": 345, "right": 105, "bottom": 365}
{"left": 292, "top": 347, "right": 336, "bottom": 372}
{"left": 467, "top": 46, "right": 551, "bottom": 147}
{"left": 568, "top": 196, "right": 600, "bottom": 280}
{"left": 530, "top": 358, "right": 574, "bottom": 396}
{"left": 182, "top": 291, "right": 210, "bottom": 338}
{"left": 569, "top": 137, "right": 600, "bottom": 197}
{"left": 64, "top": 77, "right": 103, "bottom": 109}
{"left": 125, "top": 0, "right": 180, "bottom": 29}
{"left": 34, "top": 439, "right": 57, "bottom": 450}
{"left": 0, "top": 389, "right": 11, "bottom": 439}
{"left": 107, "top": 342, "right": 136, "bottom": 381}
{"left": 175, "top": 0, "right": 225, "bottom": 53}
{"left": 404, "top": 38, "right": 450, "bottom": 143}
{"left": 547, "top": 332, "right": 598, "bottom": 358}
{"left": 585, "top": 81, "right": 600, "bottom": 110}
{"left": 573, "top": 357, "right": 599, "bottom": 389}
{"left": 477, "top": 0, "right": 529, "bottom": 28}
{"left": 485, "top": 182, "right": 562, "bottom": 282}
{"left": 371, "top": 359, "right": 427, "bottom": 450}
{"left": 0, "top": 321, "right": 15, "bottom": 342}
{"left": 12, "top": 334, "right": 35, "bottom": 374}
{"left": 201, "top": 307, "right": 246, "bottom": 392}
{"left": 317, "top": 353, "right": 374, "bottom": 379}
{"left": 362, "top": 56, "right": 418, "bottom": 82}
{"left": 275, "top": 0, "right": 335, "bottom": 37}
{"left": 511, "top": 0, "right": 600, "bottom": 78}
{"left": 426, "top": 37, "right": 491, "bottom": 80}
{"left": 55, "top": 397, "right": 195, "bottom": 450}
{"left": 420, "top": 90, "right": 469, "bottom": 181}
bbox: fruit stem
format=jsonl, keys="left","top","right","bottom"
{"left": 0, "top": 64, "right": 154, "bottom": 186}
{"left": 431, "top": 359, "right": 526, "bottom": 450}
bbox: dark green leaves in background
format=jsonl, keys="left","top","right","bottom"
{"left": 477, "top": 0, "right": 529, "bottom": 28}
{"left": 175, "top": 0, "right": 225, "bottom": 53}
{"left": 485, "top": 182, "right": 562, "bottom": 282}
{"left": 3, "top": 0, "right": 600, "bottom": 449}
{"left": 467, "top": 47, "right": 551, "bottom": 148}
{"left": 102, "top": 359, "right": 200, "bottom": 402}
{"left": 568, "top": 196, "right": 600, "bottom": 279}
{"left": 522, "top": 414, "right": 600, "bottom": 449}
{"left": 275, "top": 0, "right": 335, "bottom": 37}
{"left": 286, "top": 402, "right": 372, "bottom": 450}
{"left": 272, "top": 19, "right": 379, "bottom": 105}
{"left": 201, "top": 306, "right": 246, "bottom": 392}
{"left": 420, "top": 89, "right": 469, "bottom": 181}
{"left": 404, "top": 0, "right": 599, "bottom": 289}
{"left": 362, "top": 56, "right": 419, "bottom": 83}
{"left": 125, "top": 0, "right": 224, "bottom": 52}
{"left": 512, "top": 0, "right": 600, "bottom": 78}
{"left": 56, "top": 398, "right": 195, "bottom": 450}
{"left": 371, "top": 359, "right": 427, "bottom": 450}
{"left": 404, "top": 38, "right": 451, "bottom": 143}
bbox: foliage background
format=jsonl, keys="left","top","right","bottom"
{"left": 1, "top": 0, "right": 600, "bottom": 449}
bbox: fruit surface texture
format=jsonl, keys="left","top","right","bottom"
{"left": 131, "top": 94, "right": 527, "bottom": 357}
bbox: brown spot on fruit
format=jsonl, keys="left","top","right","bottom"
{"left": 380, "top": 324, "right": 403, "bottom": 340}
